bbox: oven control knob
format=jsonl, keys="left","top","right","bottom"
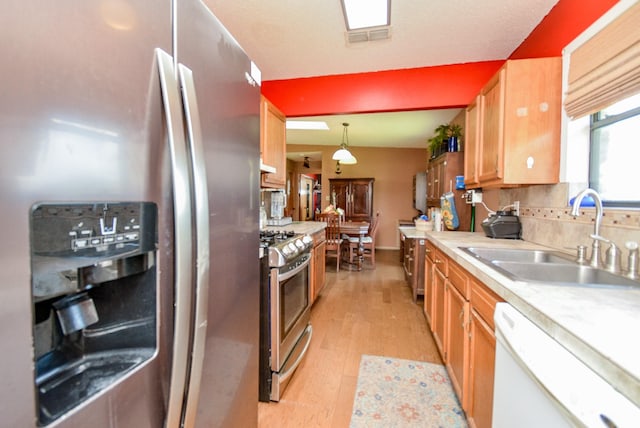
{"left": 302, "top": 235, "right": 313, "bottom": 245}
{"left": 294, "top": 239, "right": 305, "bottom": 249}
{"left": 287, "top": 242, "right": 297, "bottom": 253}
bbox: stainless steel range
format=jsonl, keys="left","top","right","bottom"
{"left": 259, "top": 230, "right": 313, "bottom": 402}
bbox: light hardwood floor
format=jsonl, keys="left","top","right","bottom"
{"left": 258, "top": 250, "right": 442, "bottom": 427}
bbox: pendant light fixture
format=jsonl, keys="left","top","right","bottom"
{"left": 332, "top": 122, "right": 357, "bottom": 165}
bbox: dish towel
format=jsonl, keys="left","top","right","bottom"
{"left": 441, "top": 192, "right": 460, "bottom": 230}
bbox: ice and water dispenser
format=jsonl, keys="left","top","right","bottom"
{"left": 30, "top": 202, "right": 158, "bottom": 425}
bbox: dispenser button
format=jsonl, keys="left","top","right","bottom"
{"left": 73, "top": 239, "right": 89, "bottom": 249}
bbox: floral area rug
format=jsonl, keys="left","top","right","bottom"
{"left": 350, "top": 355, "right": 468, "bottom": 428}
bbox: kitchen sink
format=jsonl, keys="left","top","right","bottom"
{"left": 491, "top": 261, "right": 640, "bottom": 288}
{"left": 459, "top": 246, "right": 640, "bottom": 288}
{"left": 460, "top": 247, "right": 574, "bottom": 264}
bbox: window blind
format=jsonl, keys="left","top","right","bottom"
{"left": 565, "top": 1, "right": 640, "bottom": 119}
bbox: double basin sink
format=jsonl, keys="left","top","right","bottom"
{"left": 460, "top": 247, "right": 640, "bottom": 289}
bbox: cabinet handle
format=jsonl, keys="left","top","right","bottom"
{"left": 434, "top": 259, "right": 443, "bottom": 264}
{"left": 425, "top": 248, "right": 431, "bottom": 253}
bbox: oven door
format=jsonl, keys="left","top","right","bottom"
{"left": 270, "top": 252, "right": 311, "bottom": 373}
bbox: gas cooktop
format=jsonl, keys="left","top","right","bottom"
{"left": 260, "top": 230, "right": 313, "bottom": 267}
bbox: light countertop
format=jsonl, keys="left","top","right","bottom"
{"left": 399, "top": 228, "right": 640, "bottom": 408}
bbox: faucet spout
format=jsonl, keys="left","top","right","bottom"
{"left": 571, "top": 188, "right": 603, "bottom": 236}
{"left": 571, "top": 188, "right": 604, "bottom": 268}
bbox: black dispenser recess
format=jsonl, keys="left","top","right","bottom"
{"left": 30, "top": 202, "right": 158, "bottom": 426}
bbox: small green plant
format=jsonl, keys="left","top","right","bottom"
{"left": 447, "top": 123, "right": 463, "bottom": 139}
{"left": 427, "top": 123, "right": 463, "bottom": 156}
{"left": 427, "top": 124, "right": 449, "bottom": 154}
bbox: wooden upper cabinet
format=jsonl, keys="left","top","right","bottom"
{"left": 464, "top": 96, "right": 480, "bottom": 188}
{"left": 426, "top": 152, "right": 471, "bottom": 231}
{"left": 465, "top": 57, "right": 562, "bottom": 189}
{"left": 479, "top": 70, "right": 505, "bottom": 184}
{"left": 260, "top": 95, "right": 286, "bottom": 188}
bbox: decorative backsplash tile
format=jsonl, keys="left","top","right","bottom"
{"left": 520, "top": 207, "right": 640, "bottom": 230}
{"left": 499, "top": 184, "right": 640, "bottom": 254}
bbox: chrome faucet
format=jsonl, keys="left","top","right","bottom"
{"left": 571, "top": 188, "right": 604, "bottom": 269}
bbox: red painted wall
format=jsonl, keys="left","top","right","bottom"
{"left": 510, "top": 0, "right": 619, "bottom": 59}
{"left": 262, "top": 0, "right": 619, "bottom": 116}
{"left": 261, "top": 61, "right": 504, "bottom": 117}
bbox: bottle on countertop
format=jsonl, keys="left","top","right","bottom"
{"left": 259, "top": 202, "right": 267, "bottom": 230}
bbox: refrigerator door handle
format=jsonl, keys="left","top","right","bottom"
{"left": 178, "top": 63, "right": 211, "bottom": 428}
{"left": 155, "top": 48, "right": 194, "bottom": 428}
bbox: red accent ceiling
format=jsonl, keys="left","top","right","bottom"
{"left": 261, "top": 0, "right": 619, "bottom": 117}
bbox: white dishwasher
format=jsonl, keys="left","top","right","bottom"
{"left": 492, "top": 302, "right": 640, "bottom": 428}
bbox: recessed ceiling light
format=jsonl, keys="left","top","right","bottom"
{"left": 286, "top": 120, "right": 330, "bottom": 130}
{"left": 341, "top": 0, "right": 390, "bottom": 31}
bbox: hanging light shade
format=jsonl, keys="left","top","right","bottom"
{"left": 332, "top": 123, "right": 357, "bottom": 164}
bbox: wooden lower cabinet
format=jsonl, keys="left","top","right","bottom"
{"left": 431, "top": 264, "right": 447, "bottom": 357}
{"left": 445, "top": 282, "right": 469, "bottom": 404}
{"left": 423, "top": 240, "right": 436, "bottom": 325}
{"left": 310, "top": 230, "right": 326, "bottom": 303}
{"left": 467, "top": 309, "right": 496, "bottom": 428}
{"left": 402, "top": 236, "right": 426, "bottom": 302}
{"left": 423, "top": 240, "right": 503, "bottom": 427}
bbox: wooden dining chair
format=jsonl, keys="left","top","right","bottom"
{"left": 318, "top": 213, "right": 343, "bottom": 272}
{"left": 348, "top": 211, "right": 380, "bottom": 268}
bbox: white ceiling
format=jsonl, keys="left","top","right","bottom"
{"left": 205, "top": 0, "right": 560, "bottom": 158}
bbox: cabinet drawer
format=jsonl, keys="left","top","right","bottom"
{"left": 311, "top": 229, "right": 325, "bottom": 246}
{"left": 433, "top": 248, "right": 448, "bottom": 276}
{"left": 425, "top": 240, "right": 436, "bottom": 262}
{"left": 470, "top": 277, "right": 503, "bottom": 330}
{"left": 448, "top": 261, "right": 469, "bottom": 299}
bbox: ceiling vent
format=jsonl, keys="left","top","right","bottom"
{"left": 346, "top": 26, "right": 391, "bottom": 44}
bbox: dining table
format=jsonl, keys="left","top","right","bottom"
{"left": 339, "top": 221, "right": 370, "bottom": 271}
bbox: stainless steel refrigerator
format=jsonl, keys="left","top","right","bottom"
{"left": 1, "top": 0, "right": 260, "bottom": 426}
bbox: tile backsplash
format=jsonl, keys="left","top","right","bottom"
{"left": 499, "top": 184, "right": 640, "bottom": 261}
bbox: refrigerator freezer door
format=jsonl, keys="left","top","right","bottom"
{"left": 1, "top": 1, "right": 174, "bottom": 426}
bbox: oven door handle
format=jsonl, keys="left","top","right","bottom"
{"left": 278, "top": 253, "right": 311, "bottom": 282}
{"left": 278, "top": 324, "right": 313, "bottom": 384}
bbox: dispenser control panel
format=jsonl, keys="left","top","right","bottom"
{"left": 30, "top": 202, "right": 157, "bottom": 257}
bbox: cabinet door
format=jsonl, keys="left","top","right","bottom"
{"left": 423, "top": 242, "right": 436, "bottom": 326}
{"left": 349, "top": 179, "right": 373, "bottom": 222}
{"left": 445, "top": 283, "right": 469, "bottom": 409}
{"left": 329, "top": 179, "right": 349, "bottom": 211}
{"left": 501, "top": 57, "right": 562, "bottom": 185}
{"left": 260, "top": 96, "right": 286, "bottom": 188}
{"left": 478, "top": 69, "right": 505, "bottom": 183}
{"left": 432, "top": 267, "right": 447, "bottom": 358}
{"left": 329, "top": 178, "right": 373, "bottom": 222}
{"left": 464, "top": 96, "right": 480, "bottom": 188}
{"left": 426, "top": 165, "right": 436, "bottom": 200}
{"left": 468, "top": 309, "right": 496, "bottom": 428}
{"left": 403, "top": 238, "right": 415, "bottom": 287}
{"left": 313, "top": 240, "right": 326, "bottom": 301}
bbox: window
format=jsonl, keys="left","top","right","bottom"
{"left": 589, "top": 93, "right": 640, "bottom": 207}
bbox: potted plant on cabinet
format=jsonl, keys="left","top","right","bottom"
{"left": 447, "top": 123, "right": 463, "bottom": 152}
{"left": 428, "top": 124, "right": 449, "bottom": 159}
